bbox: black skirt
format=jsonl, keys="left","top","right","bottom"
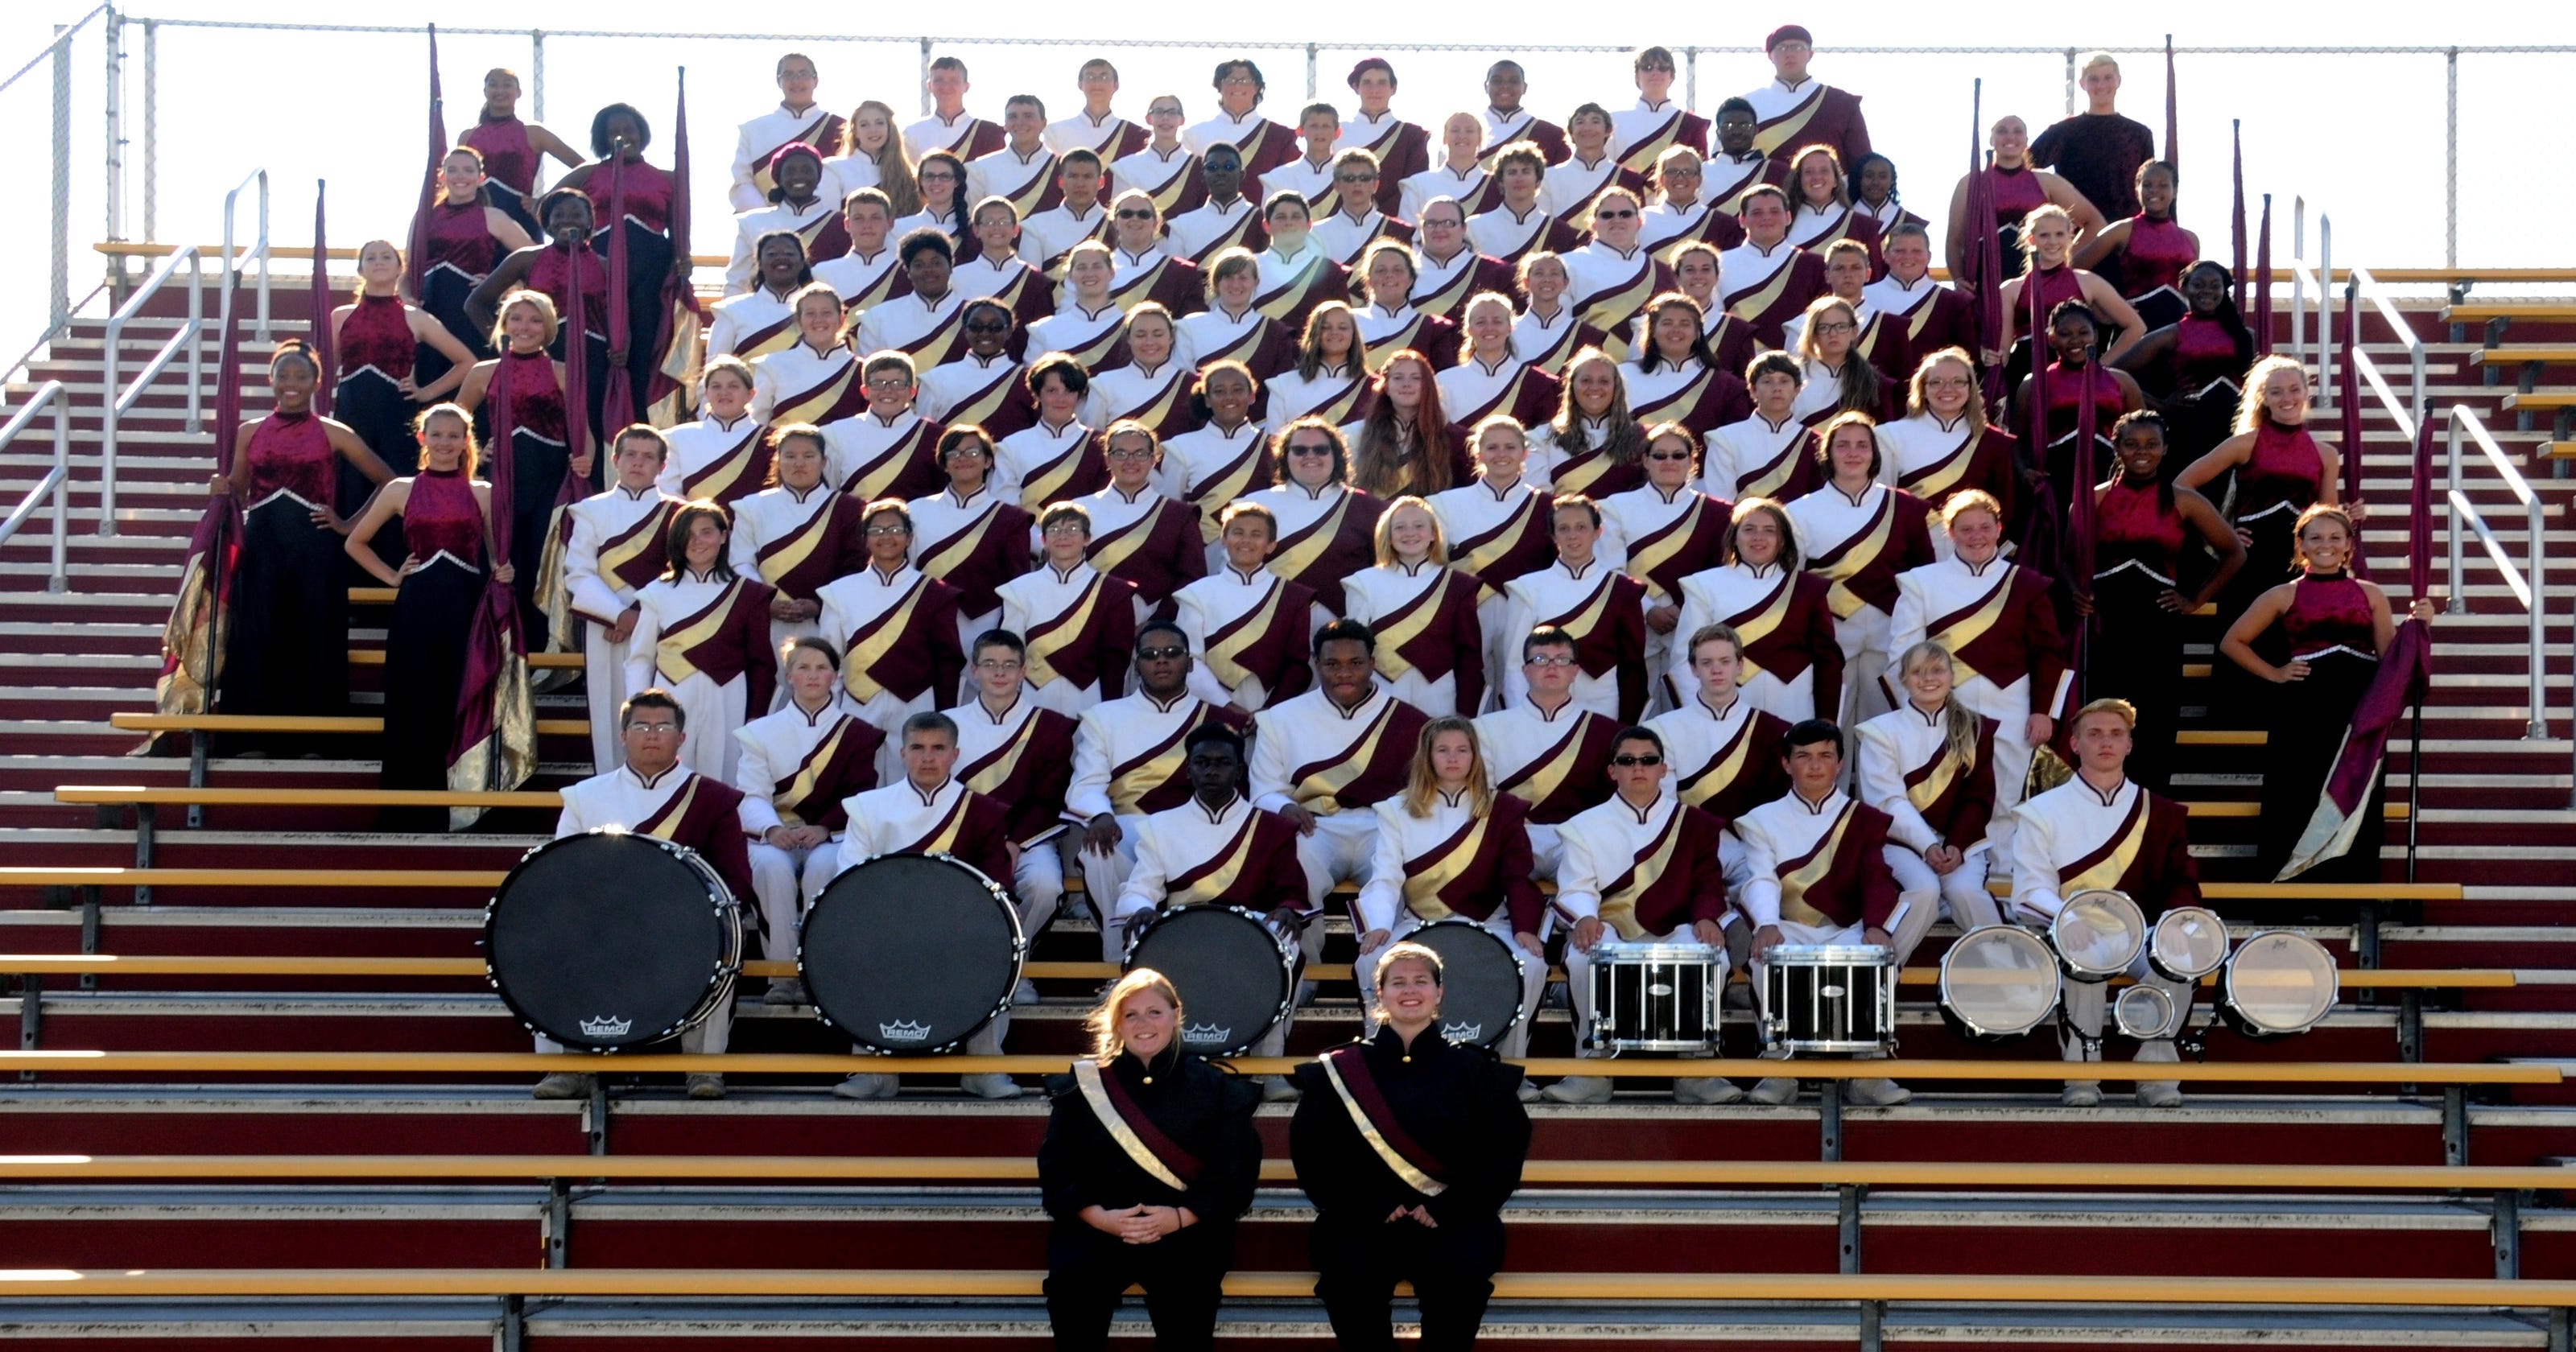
{"left": 2088, "top": 564, "right": 2186, "bottom": 793}
{"left": 415, "top": 268, "right": 493, "bottom": 396}
{"left": 2255, "top": 646, "right": 2384, "bottom": 882}
{"left": 335, "top": 370, "right": 413, "bottom": 575}
{"left": 597, "top": 220, "right": 675, "bottom": 418}
{"left": 379, "top": 554, "right": 483, "bottom": 831}
{"left": 217, "top": 494, "right": 351, "bottom": 752}
{"left": 504, "top": 427, "right": 571, "bottom": 640}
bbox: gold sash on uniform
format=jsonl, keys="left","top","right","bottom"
{"left": 1182, "top": 208, "right": 1258, "bottom": 264}
{"left": 1319, "top": 1048, "right": 1447, "bottom": 1197}
{"left": 1358, "top": 570, "right": 1451, "bottom": 679}
{"left": 1575, "top": 258, "right": 1664, "bottom": 336}
{"left": 1451, "top": 491, "right": 1544, "bottom": 595}
{"left": 1898, "top": 427, "right": 1979, "bottom": 501}
{"left": 1537, "top": 571, "right": 1620, "bottom": 647}
{"left": 774, "top": 716, "right": 862, "bottom": 826}
{"left": 1774, "top": 801, "right": 1856, "bottom": 927}
{"left": 1724, "top": 251, "right": 1802, "bottom": 326}
{"left": 1597, "top": 806, "right": 1688, "bottom": 938}
{"left": 636, "top": 777, "right": 702, "bottom": 841}
{"left": 1071, "top": 1059, "right": 1191, "bottom": 1190}
{"left": 1614, "top": 111, "right": 1686, "bottom": 175}
{"left": 1810, "top": 493, "right": 1897, "bottom": 620}
{"left": 1618, "top": 497, "right": 1707, "bottom": 603}
{"left": 1182, "top": 439, "right": 1269, "bottom": 544}
{"left": 1290, "top": 699, "right": 1405, "bottom": 815}
{"left": 1201, "top": 579, "right": 1286, "bottom": 690}
{"left": 2061, "top": 792, "right": 2151, "bottom": 893}
{"left": 840, "top": 422, "right": 936, "bottom": 501}
{"left": 755, "top": 495, "right": 836, "bottom": 587}
{"left": 1925, "top": 567, "right": 2017, "bottom": 686}
{"left": 942, "top": 365, "right": 1028, "bottom": 430}
{"left": 1108, "top": 715, "right": 1197, "bottom": 816}
{"left": 681, "top": 429, "right": 767, "bottom": 505}
{"left": 1751, "top": 86, "right": 1827, "bottom": 156}
{"left": 1496, "top": 719, "right": 1595, "bottom": 812}
{"left": 1110, "top": 256, "right": 1176, "bottom": 311}
{"left": 840, "top": 575, "right": 932, "bottom": 703}
{"left": 1265, "top": 492, "right": 1356, "bottom": 584}
{"left": 839, "top": 259, "right": 904, "bottom": 311}
{"left": 1675, "top": 711, "right": 1759, "bottom": 809}
{"left": 1736, "top": 431, "right": 1808, "bottom": 501}
{"left": 1721, "top": 571, "right": 1796, "bottom": 683}
{"left": 773, "top": 356, "right": 860, "bottom": 426}
{"left": 597, "top": 503, "right": 674, "bottom": 592}
{"left": 914, "top": 504, "right": 1011, "bottom": 582}
{"left": 1109, "top": 367, "right": 1193, "bottom": 436}
{"left": 1254, "top": 254, "right": 1333, "bottom": 323}
{"left": 1018, "top": 435, "right": 1100, "bottom": 513}
{"left": 1905, "top": 737, "right": 1968, "bottom": 814}
{"left": 1024, "top": 573, "right": 1108, "bottom": 688}
{"left": 989, "top": 155, "right": 1059, "bottom": 221}
{"left": 654, "top": 579, "right": 749, "bottom": 686}
{"left": 1397, "top": 815, "right": 1492, "bottom": 923}
{"left": 961, "top": 715, "right": 1051, "bottom": 807}
{"left": 1162, "top": 808, "right": 1269, "bottom": 905}
{"left": 908, "top": 789, "right": 978, "bottom": 855}
{"left": 1087, "top": 503, "right": 1171, "bottom": 577}
{"left": 1363, "top": 317, "right": 1436, "bottom": 373}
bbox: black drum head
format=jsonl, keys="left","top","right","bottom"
{"left": 1406, "top": 921, "right": 1525, "bottom": 1049}
{"left": 485, "top": 833, "right": 732, "bottom": 1050}
{"left": 802, "top": 853, "right": 1024, "bottom": 1053}
{"left": 1127, "top": 906, "right": 1293, "bottom": 1057}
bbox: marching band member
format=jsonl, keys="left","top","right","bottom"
{"left": 1784, "top": 146, "right": 1883, "bottom": 272}
{"left": 999, "top": 503, "right": 1141, "bottom": 718}
{"left": 1038, "top": 968, "right": 1262, "bottom": 1352}
{"left": 1861, "top": 228, "right": 1980, "bottom": 413}
{"left": 909, "top": 426, "right": 1035, "bottom": 662}
{"left": 623, "top": 502, "right": 779, "bottom": 784}
{"left": 724, "top": 146, "right": 842, "bottom": 295}
{"left": 1085, "top": 305, "right": 1195, "bottom": 439}
{"left": 1402, "top": 116, "right": 1499, "bottom": 224}
{"left": 1856, "top": 641, "right": 2004, "bottom": 934}
{"left": 1352, "top": 719, "right": 1547, "bottom": 1061}
{"left": 1431, "top": 416, "right": 1559, "bottom": 695}
{"left": 562, "top": 427, "right": 681, "bottom": 772}
{"left": 729, "top": 425, "right": 869, "bottom": 655}
{"left": 1107, "top": 97, "right": 1203, "bottom": 220}
{"left": 1475, "top": 625, "right": 1621, "bottom": 877}
{"left": 1173, "top": 501, "right": 1318, "bottom": 713}
{"left": 1542, "top": 723, "right": 1736, "bottom": 1106}
{"left": 1439, "top": 293, "right": 1560, "bottom": 431}
{"left": 1946, "top": 117, "right": 2092, "bottom": 286}
{"left": 1640, "top": 149, "right": 1745, "bottom": 256}
{"left": 2009, "top": 699, "right": 2199, "bottom": 1107}
{"left": 1705, "top": 98, "right": 1790, "bottom": 216}
{"left": 1500, "top": 495, "right": 1649, "bottom": 723}
{"left": 408, "top": 147, "right": 530, "bottom": 386}
{"left": 1849, "top": 153, "right": 1926, "bottom": 234}
{"left": 2029, "top": 53, "right": 2159, "bottom": 224}
{"left": 1701, "top": 352, "right": 1819, "bottom": 502}
{"left": 832, "top": 710, "right": 1021, "bottom": 1100}
{"left": 819, "top": 351, "right": 947, "bottom": 504}
{"left": 1045, "top": 58, "right": 1150, "bottom": 163}
{"left": 1995, "top": 204, "right": 2146, "bottom": 368}
{"left": 1480, "top": 60, "right": 1566, "bottom": 162}
{"left": 919, "top": 299, "right": 1038, "bottom": 438}
{"left": 1736, "top": 719, "right": 1924, "bottom": 1107}
{"left": 823, "top": 101, "right": 914, "bottom": 220}
{"left": 1600, "top": 422, "right": 1732, "bottom": 703}
{"left": 461, "top": 68, "right": 585, "bottom": 235}
{"left": 1159, "top": 361, "right": 1275, "bottom": 535}
{"left": 2015, "top": 302, "right": 2145, "bottom": 514}
{"left": 1886, "top": 490, "right": 2068, "bottom": 855}
{"left": 1312, "top": 150, "right": 1414, "bottom": 268}
{"left": 1779, "top": 241, "right": 1879, "bottom": 361}
{"left": 1067, "top": 626, "right": 1253, "bottom": 956}
{"left": 1080, "top": 421, "right": 1208, "bottom": 619}
{"left": 1649, "top": 622, "right": 1793, "bottom": 887}
{"left": 2111, "top": 261, "right": 2256, "bottom": 465}
{"left": 1245, "top": 418, "right": 1385, "bottom": 616}
{"left": 1785, "top": 414, "right": 1937, "bottom": 725}
{"left": 815, "top": 499, "right": 968, "bottom": 744}
{"left": 966, "top": 97, "right": 1063, "bottom": 221}
{"left": 1252, "top": 192, "right": 1351, "bottom": 334}
{"left": 1264, "top": 304, "right": 1374, "bottom": 432}
{"left": 1163, "top": 143, "right": 1266, "bottom": 265}
{"left": 1510, "top": 252, "right": 1612, "bottom": 375}
{"left": 1566, "top": 187, "right": 1671, "bottom": 338}
{"left": 1468, "top": 142, "right": 1581, "bottom": 270}
{"left": 1251, "top": 618, "right": 1435, "bottom": 936}
{"left": 1265, "top": 105, "right": 1344, "bottom": 214}
{"left": 1176, "top": 248, "right": 1297, "bottom": 380}
{"left": 905, "top": 56, "right": 1005, "bottom": 163}
{"left": 1745, "top": 26, "right": 1872, "bottom": 167}
{"left": 1529, "top": 348, "right": 1648, "bottom": 498}
{"left": 1337, "top": 59, "right": 1429, "bottom": 216}
{"left": 1622, "top": 294, "right": 1752, "bottom": 439}
{"left": 810, "top": 188, "right": 909, "bottom": 313}
{"left": 1353, "top": 247, "right": 1459, "bottom": 371}
{"left": 2074, "top": 163, "right": 2199, "bottom": 328}
{"left": 2178, "top": 354, "right": 2343, "bottom": 629}
{"left": 1022, "top": 150, "right": 1113, "bottom": 274}
{"left": 1789, "top": 293, "right": 1898, "bottom": 429}
{"left": 1106, "top": 192, "right": 1203, "bottom": 317}
{"left": 706, "top": 233, "right": 809, "bottom": 361}
{"left": 1613, "top": 46, "right": 1710, "bottom": 176}
{"left": 949, "top": 629, "right": 1081, "bottom": 996}
{"left": 737, "top": 637, "right": 885, "bottom": 1003}
{"left": 853, "top": 229, "right": 972, "bottom": 369}
{"left": 1657, "top": 244, "right": 1761, "bottom": 376}
{"left": 1340, "top": 497, "right": 1485, "bottom": 717}
{"left": 1410, "top": 198, "right": 1517, "bottom": 319}
{"left": 530, "top": 690, "right": 762, "bottom": 1103}
{"left": 1027, "top": 244, "right": 1130, "bottom": 373}
{"left": 1669, "top": 497, "right": 1844, "bottom": 724}
{"left": 997, "top": 352, "right": 1108, "bottom": 512}
{"left": 1293, "top": 940, "right": 1531, "bottom": 1350}
{"left": 1184, "top": 58, "right": 1298, "bottom": 179}
{"left": 1719, "top": 185, "right": 1828, "bottom": 349}
{"left": 958, "top": 201, "right": 1058, "bottom": 335}
{"left": 1876, "top": 348, "right": 2019, "bottom": 557}
{"left": 1346, "top": 351, "right": 1470, "bottom": 499}
{"left": 750, "top": 282, "right": 865, "bottom": 427}
{"left": 2085, "top": 411, "right": 2244, "bottom": 793}
{"left": 1542, "top": 105, "right": 1638, "bottom": 232}
{"left": 658, "top": 358, "right": 770, "bottom": 507}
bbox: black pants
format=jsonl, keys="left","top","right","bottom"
{"left": 1312, "top": 1213, "right": 1506, "bottom": 1352}
{"left": 1044, "top": 1221, "right": 1232, "bottom": 1352}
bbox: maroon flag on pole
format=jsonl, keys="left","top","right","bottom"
{"left": 1965, "top": 80, "right": 2007, "bottom": 404}
{"left": 600, "top": 155, "right": 636, "bottom": 435}
{"left": 2228, "top": 121, "right": 2247, "bottom": 313}
{"left": 309, "top": 181, "right": 334, "bottom": 417}
{"left": 152, "top": 283, "right": 250, "bottom": 733}
{"left": 648, "top": 67, "right": 701, "bottom": 426}
{"left": 404, "top": 25, "right": 444, "bottom": 301}
{"left": 2253, "top": 194, "right": 2273, "bottom": 357}
{"left": 2406, "top": 414, "right": 2434, "bottom": 602}
{"left": 2163, "top": 35, "right": 2178, "bottom": 165}
{"left": 2337, "top": 280, "right": 2365, "bottom": 578}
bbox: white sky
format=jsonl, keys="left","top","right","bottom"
{"left": 3, "top": 0, "right": 2572, "bottom": 351}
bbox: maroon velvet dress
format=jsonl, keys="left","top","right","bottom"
{"left": 219, "top": 412, "right": 349, "bottom": 740}
{"left": 2089, "top": 476, "right": 2188, "bottom": 790}
{"left": 460, "top": 116, "right": 541, "bottom": 233}
{"left": 380, "top": 467, "right": 492, "bottom": 826}
{"left": 2254, "top": 571, "right": 2384, "bottom": 880}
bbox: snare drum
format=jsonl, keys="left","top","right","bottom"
{"left": 2050, "top": 888, "right": 2147, "bottom": 982}
{"left": 485, "top": 830, "right": 743, "bottom": 1050}
{"left": 801, "top": 852, "right": 1025, "bottom": 1053}
{"left": 1127, "top": 905, "right": 1297, "bottom": 1056}
{"left": 1938, "top": 925, "right": 2060, "bottom": 1043}
{"left": 1406, "top": 919, "right": 1529, "bottom": 1049}
{"left": 1588, "top": 943, "right": 1721, "bottom": 1055}
{"left": 1760, "top": 945, "right": 1897, "bottom": 1056}
{"left": 2148, "top": 905, "right": 2231, "bottom": 982}
{"left": 2216, "top": 930, "right": 2339, "bottom": 1038}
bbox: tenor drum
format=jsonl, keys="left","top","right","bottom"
{"left": 2113, "top": 983, "right": 2182, "bottom": 1040}
{"left": 2148, "top": 905, "right": 2231, "bottom": 982}
{"left": 1759, "top": 944, "right": 1897, "bottom": 1056}
{"left": 1406, "top": 919, "right": 1529, "bottom": 1049}
{"left": 1126, "top": 905, "right": 1297, "bottom": 1056}
{"left": 801, "top": 852, "right": 1025, "bottom": 1053}
{"left": 2050, "top": 888, "right": 2147, "bottom": 982}
{"left": 1938, "top": 925, "right": 2060, "bottom": 1043}
{"left": 1588, "top": 942, "right": 1721, "bottom": 1054}
{"left": 2216, "top": 930, "right": 2339, "bottom": 1038}
{"left": 484, "top": 830, "right": 742, "bottom": 1050}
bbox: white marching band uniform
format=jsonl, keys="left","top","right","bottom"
{"left": 560, "top": 483, "right": 677, "bottom": 773}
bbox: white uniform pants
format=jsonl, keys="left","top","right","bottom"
{"left": 1834, "top": 604, "right": 1893, "bottom": 729}
{"left": 1744, "top": 895, "right": 1937, "bottom": 1061}
{"left": 1882, "top": 844, "right": 2001, "bottom": 930}
{"left": 1294, "top": 810, "right": 1378, "bottom": 917}
{"left": 1012, "top": 837, "right": 1065, "bottom": 942}
{"left": 1354, "top": 910, "right": 1546, "bottom": 1057}
{"left": 1078, "top": 814, "right": 1150, "bottom": 962}
{"left": 583, "top": 622, "right": 639, "bottom": 773}
{"left": 2057, "top": 946, "right": 2190, "bottom": 1092}
{"left": 537, "top": 994, "right": 731, "bottom": 1056}
{"left": 748, "top": 839, "right": 841, "bottom": 950}
{"left": 1956, "top": 672, "right": 2037, "bottom": 864}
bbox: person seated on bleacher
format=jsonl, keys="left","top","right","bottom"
{"left": 1473, "top": 625, "right": 1620, "bottom": 879}
{"left": 533, "top": 690, "right": 764, "bottom": 1103}
{"left": 559, "top": 426, "right": 681, "bottom": 774}
{"left": 832, "top": 710, "right": 1021, "bottom": 1101}
{"left": 1250, "top": 619, "right": 1433, "bottom": 961}
{"left": 1647, "top": 622, "right": 1791, "bottom": 892}
{"left": 1856, "top": 641, "right": 2004, "bottom": 934}
{"left": 998, "top": 503, "right": 1142, "bottom": 718}
{"left": 1172, "top": 501, "right": 1319, "bottom": 714}
{"left": 2009, "top": 697, "right": 2199, "bottom": 1109}
{"left": 814, "top": 498, "right": 968, "bottom": 746}
{"left": 1068, "top": 624, "right": 1253, "bottom": 960}
{"left": 947, "top": 629, "right": 1080, "bottom": 1004}
{"left": 1542, "top": 723, "right": 1736, "bottom": 1106}
{"left": 1498, "top": 495, "right": 1649, "bottom": 723}
{"left": 735, "top": 637, "right": 886, "bottom": 1008}
{"left": 1113, "top": 723, "right": 1308, "bottom": 1095}
{"left": 1734, "top": 717, "right": 1927, "bottom": 1108}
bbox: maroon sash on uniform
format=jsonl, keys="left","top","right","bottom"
{"left": 655, "top": 578, "right": 780, "bottom": 715}
{"left": 1106, "top": 703, "right": 1253, "bottom": 817}
{"left": 1534, "top": 571, "right": 1647, "bottom": 679}
{"left": 837, "top": 419, "right": 943, "bottom": 502}
{"left": 601, "top": 503, "right": 676, "bottom": 595}
{"left": 1319, "top": 1044, "right": 1448, "bottom": 1190}
{"left": 1086, "top": 1060, "right": 1203, "bottom": 1185}
{"left": 755, "top": 494, "right": 864, "bottom": 600}
{"left": 773, "top": 715, "right": 885, "bottom": 831}
{"left": 1493, "top": 712, "right": 1620, "bottom": 823}
{"left": 679, "top": 424, "right": 771, "bottom": 506}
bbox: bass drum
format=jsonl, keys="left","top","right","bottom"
{"left": 2217, "top": 930, "right": 2339, "bottom": 1038}
{"left": 1937, "top": 925, "right": 2060, "bottom": 1043}
{"left": 485, "top": 830, "right": 742, "bottom": 1050}
{"left": 1126, "top": 905, "right": 1296, "bottom": 1057}
{"left": 801, "top": 852, "right": 1025, "bottom": 1053}
{"left": 1405, "top": 919, "right": 1528, "bottom": 1049}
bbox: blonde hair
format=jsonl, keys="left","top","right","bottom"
{"left": 410, "top": 402, "right": 481, "bottom": 480}
{"left": 1402, "top": 715, "right": 1494, "bottom": 820}
{"left": 1939, "top": 488, "right": 2004, "bottom": 531}
{"left": 1371, "top": 494, "right": 1449, "bottom": 567}
{"left": 1906, "top": 346, "right": 1989, "bottom": 436}
{"left": 2233, "top": 353, "right": 2310, "bottom": 435}
{"left": 1084, "top": 968, "right": 1185, "bottom": 1063}
{"left": 489, "top": 289, "right": 559, "bottom": 352}
{"left": 1369, "top": 941, "right": 1446, "bottom": 1024}
{"left": 2017, "top": 203, "right": 2076, "bottom": 258}
{"left": 1897, "top": 641, "right": 1981, "bottom": 773}
{"left": 2073, "top": 696, "right": 2138, "bottom": 731}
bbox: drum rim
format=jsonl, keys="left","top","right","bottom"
{"left": 798, "top": 851, "right": 1027, "bottom": 1054}
{"left": 1937, "top": 924, "right": 2060, "bottom": 1041}
{"left": 2050, "top": 888, "right": 2148, "bottom": 980}
{"left": 2215, "top": 927, "right": 2340, "bottom": 1037}
{"left": 482, "top": 831, "right": 742, "bottom": 1052}
{"left": 1760, "top": 944, "right": 1899, "bottom": 1057}
{"left": 1406, "top": 917, "right": 1530, "bottom": 1049}
{"left": 1590, "top": 941, "right": 1722, "bottom": 1055}
{"left": 1764, "top": 944, "right": 1895, "bottom": 962}
{"left": 2112, "top": 981, "right": 2181, "bottom": 1040}
{"left": 1593, "top": 942, "right": 1726, "bottom": 959}
{"left": 2147, "top": 905, "right": 2232, "bottom": 982}
{"left": 1125, "top": 902, "right": 1296, "bottom": 1057}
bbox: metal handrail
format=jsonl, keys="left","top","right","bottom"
{"left": 217, "top": 167, "right": 268, "bottom": 341}
{"left": 95, "top": 245, "right": 203, "bottom": 538}
{"left": 2443, "top": 406, "right": 2549, "bottom": 759}
{"left": 0, "top": 382, "right": 73, "bottom": 592}
{"left": 2347, "top": 266, "right": 2427, "bottom": 436}
{"left": 2289, "top": 205, "right": 2335, "bottom": 404}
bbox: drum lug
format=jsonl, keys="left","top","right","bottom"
{"left": 543, "top": 1177, "right": 572, "bottom": 1269}
{"left": 1817, "top": 1084, "right": 1842, "bottom": 1163}
{"left": 1837, "top": 1184, "right": 1865, "bottom": 1274}
{"left": 14, "top": 973, "right": 39, "bottom": 1082}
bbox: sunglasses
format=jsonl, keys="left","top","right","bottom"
{"left": 1137, "top": 645, "right": 1188, "bottom": 661}
{"left": 1285, "top": 443, "right": 1334, "bottom": 457}
{"left": 964, "top": 320, "right": 1011, "bottom": 333}
{"left": 1115, "top": 209, "right": 1155, "bottom": 220}
{"left": 1611, "top": 753, "right": 1663, "bottom": 767}
{"left": 1594, "top": 208, "right": 1638, "bottom": 220}
{"left": 1645, "top": 450, "right": 1693, "bottom": 462}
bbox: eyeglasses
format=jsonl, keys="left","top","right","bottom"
{"left": 1924, "top": 376, "right": 1973, "bottom": 390}
{"left": 1814, "top": 320, "right": 1856, "bottom": 334}
{"left": 1105, "top": 445, "right": 1155, "bottom": 460}
{"left": 1220, "top": 75, "right": 1257, "bottom": 86}
{"left": 1149, "top": 107, "right": 1183, "bottom": 118}
{"left": 1336, "top": 173, "right": 1377, "bottom": 183}
{"left": 918, "top": 170, "right": 957, "bottom": 182}
{"left": 1285, "top": 443, "right": 1334, "bottom": 457}
{"left": 625, "top": 722, "right": 680, "bottom": 735}
{"left": 963, "top": 319, "right": 1010, "bottom": 333}
{"left": 1594, "top": 208, "right": 1637, "bottom": 220}
{"left": 1135, "top": 645, "right": 1187, "bottom": 662}
{"left": 942, "top": 446, "right": 992, "bottom": 460}
{"left": 1042, "top": 521, "right": 1089, "bottom": 536}
{"left": 1114, "top": 208, "right": 1155, "bottom": 220}
{"left": 1610, "top": 753, "right": 1663, "bottom": 767}
{"left": 974, "top": 657, "right": 1024, "bottom": 670}
{"left": 865, "top": 377, "right": 913, "bottom": 391}
{"left": 1523, "top": 654, "right": 1576, "bottom": 668}
{"left": 1645, "top": 450, "right": 1693, "bottom": 462}
{"left": 864, "top": 526, "right": 910, "bottom": 538}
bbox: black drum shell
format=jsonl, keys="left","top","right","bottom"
{"left": 1125, "top": 905, "right": 1296, "bottom": 1057}
{"left": 800, "top": 852, "right": 1025, "bottom": 1054}
{"left": 1404, "top": 919, "right": 1527, "bottom": 1049}
{"left": 483, "top": 831, "right": 741, "bottom": 1051}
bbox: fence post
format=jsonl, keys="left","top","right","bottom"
{"left": 1684, "top": 47, "right": 1699, "bottom": 113}
{"left": 1304, "top": 43, "right": 1318, "bottom": 101}
{"left": 919, "top": 38, "right": 932, "bottom": 116}
{"left": 103, "top": 7, "right": 124, "bottom": 247}
{"left": 2062, "top": 47, "right": 2077, "bottom": 116}
{"left": 530, "top": 31, "right": 547, "bottom": 123}
{"left": 141, "top": 19, "right": 155, "bottom": 245}
{"left": 2444, "top": 49, "right": 2459, "bottom": 270}
{"left": 48, "top": 26, "right": 69, "bottom": 331}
